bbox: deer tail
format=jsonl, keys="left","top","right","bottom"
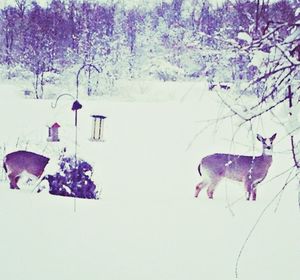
{"left": 3, "top": 156, "right": 7, "bottom": 173}
{"left": 198, "top": 163, "right": 202, "bottom": 176}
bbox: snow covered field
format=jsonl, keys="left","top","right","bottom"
{"left": 0, "top": 80, "right": 299, "bottom": 280}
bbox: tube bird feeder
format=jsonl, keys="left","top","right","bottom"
{"left": 91, "top": 115, "right": 106, "bottom": 141}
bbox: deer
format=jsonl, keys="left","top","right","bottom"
{"left": 208, "top": 83, "right": 231, "bottom": 91}
{"left": 195, "top": 133, "right": 277, "bottom": 201}
{"left": 3, "top": 150, "right": 50, "bottom": 189}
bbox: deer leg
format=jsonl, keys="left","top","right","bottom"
{"left": 252, "top": 184, "right": 257, "bottom": 201}
{"left": 8, "top": 173, "right": 20, "bottom": 189}
{"left": 207, "top": 182, "right": 218, "bottom": 199}
{"left": 244, "top": 176, "right": 257, "bottom": 200}
{"left": 244, "top": 180, "right": 252, "bottom": 201}
{"left": 195, "top": 181, "right": 208, "bottom": 198}
{"left": 246, "top": 190, "right": 251, "bottom": 200}
{"left": 245, "top": 180, "right": 258, "bottom": 201}
{"left": 207, "top": 187, "right": 214, "bottom": 199}
{"left": 245, "top": 179, "right": 258, "bottom": 201}
{"left": 206, "top": 180, "right": 220, "bottom": 199}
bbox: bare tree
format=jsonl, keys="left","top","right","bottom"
{"left": 15, "top": 0, "right": 27, "bottom": 18}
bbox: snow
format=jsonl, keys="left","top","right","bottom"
{"left": 251, "top": 50, "right": 268, "bottom": 68}
{"left": 285, "top": 26, "right": 300, "bottom": 44}
{"left": 0, "top": 79, "right": 299, "bottom": 280}
{"left": 237, "top": 32, "right": 252, "bottom": 44}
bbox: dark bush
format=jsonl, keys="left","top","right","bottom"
{"left": 46, "top": 156, "right": 98, "bottom": 199}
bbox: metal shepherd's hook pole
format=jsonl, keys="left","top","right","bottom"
{"left": 52, "top": 94, "right": 82, "bottom": 213}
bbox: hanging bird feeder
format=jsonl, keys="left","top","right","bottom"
{"left": 47, "top": 122, "right": 61, "bottom": 142}
{"left": 72, "top": 100, "right": 83, "bottom": 126}
{"left": 90, "top": 115, "right": 106, "bottom": 142}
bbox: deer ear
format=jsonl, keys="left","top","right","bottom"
{"left": 257, "top": 134, "right": 264, "bottom": 142}
{"left": 270, "top": 133, "right": 277, "bottom": 141}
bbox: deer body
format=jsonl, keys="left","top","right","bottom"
{"left": 195, "top": 134, "right": 276, "bottom": 200}
{"left": 3, "top": 150, "right": 49, "bottom": 189}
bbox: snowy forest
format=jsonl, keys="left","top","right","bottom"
{"left": 0, "top": 1, "right": 299, "bottom": 280}
{"left": 0, "top": 0, "right": 298, "bottom": 96}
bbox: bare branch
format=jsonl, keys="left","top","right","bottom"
{"left": 216, "top": 92, "right": 247, "bottom": 121}
{"left": 235, "top": 171, "right": 298, "bottom": 279}
{"left": 242, "top": 94, "right": 289, "bottom": 124}
{"left": 253, "top": 64, "right": 297, "bottom": 85}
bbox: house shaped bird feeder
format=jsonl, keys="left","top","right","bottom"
{"left": 90, "top": 115, "right": 106, "bottom": 141}
{"left": 47, "top": 122, "right": 61, "bottom": 142}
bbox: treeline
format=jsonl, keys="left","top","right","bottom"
{"left": 0, "top": 0, "right": 297, "bottom": 96}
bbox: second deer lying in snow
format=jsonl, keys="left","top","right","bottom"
{"left": 195, "top": 133, "right": 277, "bottom": 200}
{"left": 3, "top": 150, "right": 50, "bottom": 189}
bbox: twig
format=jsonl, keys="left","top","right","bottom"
{"left": 225, "top": 195, "right": 245, "bottom": 209}
{"left": 252, "top": 64, "right": 296, "bottom": 85}
{"left": 247, "top": 22, "right": 289, "bottom": 50}
{"left": 195, "top": 113, "right": 236, "bottom": 123}
{"left": 262, "top": 165, "right": 295, "bottom": 185}
{"left": 290, "top": 135, "right": 300, "bottom": 168}
{"left": 216, "top": 91, "right": 246, "bottom": 121}
{"left": 180, "top": 82, "right": 196, "bottom": 103}
{"left": 242, "top": 94, "right": 289, "bottom": 124}
{"left": 235, "top": 172, "right": 298, "bottom": 279}
{"left": 15, "top": 137, "right": 19, "bottom": 148}
{"left": 186, "top": 120, "right": 216, "bottom": 151}
{"left": 250, "top": 68, "right": 292, "bottom": 111}
{"left": 273, "top": 167, "right": 295, "bottom": 213}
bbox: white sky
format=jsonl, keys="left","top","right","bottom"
{"left": 1, "top": 0, "right": 224, "bottom": 9}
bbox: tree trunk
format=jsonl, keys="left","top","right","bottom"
{"left": 255, "top": 0, "right": 261, "bottom": 35}
{"left": 34, "top": 73, "right": 40, "bottom": 99}
{"left": 87, "top": 65, "right": 92, "bottom": 96}
{"left": 40, "top": 71, "right": 44, "bottom": 98}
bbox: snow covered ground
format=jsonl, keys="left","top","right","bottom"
{"left": 0, "top": 79, "right": 299, "bottom": 280}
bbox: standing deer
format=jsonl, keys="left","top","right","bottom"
{"left": 3, "top": 150, "right": 49, "bottom": 189}
{"left": 195, "top": 133, "right": 277, "bottom": 200}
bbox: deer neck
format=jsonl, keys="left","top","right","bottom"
{"left": 262, "top": 148, "right": 273, "bottom": 157}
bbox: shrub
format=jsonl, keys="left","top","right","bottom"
{"left": 45, "top": 156, "right": 99, "bottom": 199}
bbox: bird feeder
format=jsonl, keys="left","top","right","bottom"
{"left": 47, "top": 122, "right": 60, "bottom": 142}
{"left": 91, "top": 115, "right": 106, "bottom": 141}
{"left": 72, "top": 100, "right": 82, "bottom": 126}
